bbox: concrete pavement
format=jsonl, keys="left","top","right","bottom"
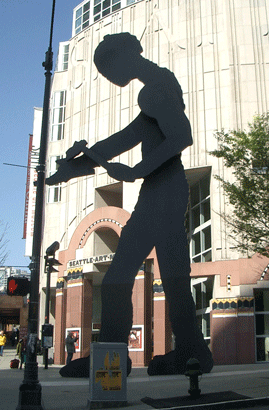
{"left": 1, "top": 346, "right": 269, "bottom": 409}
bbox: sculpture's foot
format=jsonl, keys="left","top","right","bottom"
{"left": 60, "top": 356, "right": 90, "bottom": 378}
{"left": 147, "top": 348, "right": 213, "bottom": 376}
{"left": 46, "top": 155, "right": 94, "bottom": 185}
{"left": 59, "top": 355, "right": 132, "bottom": 378}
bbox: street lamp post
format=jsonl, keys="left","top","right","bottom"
{"left": 17, "top": 1, "right": 56, "bottom": 409}
{"left": 43, "top": 241, "right": 61, "bottom": 370}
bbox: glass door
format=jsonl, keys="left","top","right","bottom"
{"left": 254, "top": 289, "right": 269, "bottom": 362}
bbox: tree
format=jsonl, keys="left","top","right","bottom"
{"left": 0, "top": 221, "right": 9, "bottom": 266}
{"left": 210, "top": 113, "right": 269, "bottom": 258}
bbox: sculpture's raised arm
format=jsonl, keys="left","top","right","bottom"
{"left": 45, "top": 115, "right": 142, "bottom": 185}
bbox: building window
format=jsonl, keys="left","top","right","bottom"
{"left": 75, "top": 1, "right": 90, "bottom": 34}
{"left": 62, "top": 45, "right": 69, "bottom": 71}
{"left": 51, "top": 91, "right": 66, "bottom": 142}
{"left": 252, "top": 158, "right": 268, "bottom": 175}
{"left": 93, "top": 0, "right": 121, "bottom": 22}
{"left": 47, "top": 156, "right": 62, "bottom": 203}
{"left": 55, "top": 42, "right": 69, "bottom": 72}
{"left": 73, "top": 1, "right": 143, "bottom": 35}
{"left": 187, "top": 174, "right": 212, "bottom": 263}
{"left": 191, "top": 277, "right": 213, "bottom": 344}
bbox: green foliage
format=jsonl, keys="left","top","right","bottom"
{"left": 210, "top": 113, "right": 269, "bottom": 257}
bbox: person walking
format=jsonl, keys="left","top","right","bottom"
{"left": 15, "top": 328, "right": 20, "bottom": 344}
{"left": 0, "top": 331, "right": 7, "bottom": 356}
{"left": 16, "top": 338, "right": 26, "bottom": 369}
{"left": 11, "top": 329, "right": 16, "bottom": 347}
{"left": 65, "top": 332, "right": 78, "bottom": 365}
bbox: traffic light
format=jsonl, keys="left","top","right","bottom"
{"left": 45, "top": 256, "right": 62, "bottom": 273}
{"left": 7, "top": 276, "right": 30, "bottom": 296}
{"left": 45, "top": 241, "right": 62, "bottom": 274}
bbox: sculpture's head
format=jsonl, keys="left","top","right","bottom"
{"left": 94, "top": 32, "right": 143, "bottom": 87}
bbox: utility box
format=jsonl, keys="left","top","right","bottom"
{"left": 88, "top": 342, "right": 127, "bottom": 409}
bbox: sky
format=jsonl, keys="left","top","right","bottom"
{"left": 0, "top": 0, "right": 81, "bottom": 270}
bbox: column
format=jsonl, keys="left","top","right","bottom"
{"left": 130, "top": 267, "right": 145, "bottom": 367}
{"left": 81, "top": 278, "right": 93, "bottom": 357}
{"left": 54, "top": 278, "right": 66, "bottom": 365}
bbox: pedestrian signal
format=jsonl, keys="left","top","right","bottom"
{"left": 7, "top": 276, "right": 30, "bottom": 296}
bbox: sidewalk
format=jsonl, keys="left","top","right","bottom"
{"left": 1, "top": 347, "right": 269, "bottom": 409}
{"left": 0, "top": 345, "right": 60, "bottom": 370}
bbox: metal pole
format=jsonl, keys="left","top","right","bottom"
{"left": 43, "top": 258, "right": 51, "bottom": 370}
{"left": 17, "top": 1, "right": 56, "bottom": 408}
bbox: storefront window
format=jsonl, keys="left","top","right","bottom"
{"left": 187, "top": 174, "right": 212, "bottom": 263}
{"left": 191, "top": 277, "right": 213, "bottom": 343}
{"left": 254, "top": 289, "right": 269, "bottom": 362}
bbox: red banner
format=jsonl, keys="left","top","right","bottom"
{"left": 23, "top": 135, "right": 33, "bottom": 239}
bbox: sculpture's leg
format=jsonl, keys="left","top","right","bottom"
{"left": 98, "top": 207, "right": 155, "bottom": 375}
{"left": 98, "top": 283, "right": 134, "bottom": 376}
{"left": 147, "top": 221, "right": 213, "bottom": 375}
{"left": 98, "top": 283, "right": 133, "bottom": 344}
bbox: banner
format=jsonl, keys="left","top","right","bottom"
{"left": 24, "top": 108, "right": 42, "bottom": 256}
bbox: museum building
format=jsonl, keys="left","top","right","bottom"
{"left": 27, "top": 0, "right": 269, "bottom": 366}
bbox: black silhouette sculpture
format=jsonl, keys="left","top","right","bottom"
{"left": 46, "top": 33, "right": 213, "bottom": 377}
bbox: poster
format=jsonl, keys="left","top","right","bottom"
{"left": 128, "top": 325, "right": 144, "bottom": 351}
{"left": 65, "top": 327, "right": 81, "bottom": 352}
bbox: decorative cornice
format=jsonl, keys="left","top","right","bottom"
{"left": 153, "top": 279, "right": 164, "bottom": 293}
{"left": 56, "top": 277, "right": 65, "bottom": 289}
{"left": 211, "top": 297, "right": 254, "bottom": 310}
{"left": 67, "top": 267, "right": 83, "bottom": 282}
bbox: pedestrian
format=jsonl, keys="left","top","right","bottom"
{"left": 11, "top": 329, "right": 16, "bottom": 347}
{"left": 0, "top": 330, "right": 7, "bottom": 356}
{"left": 36, "top": 337, "right": 42, "bottom": 355}
{"left": 47, "top": 32, "right": 213, "bottom": 378}
{"left": 15, "top": 328, "right": 20, "bottom": 344}
{"left": 16, "top": 338, "right": 26, "bottom": 369}
{"left": 65, "top": 332, "right": 78, "bottom": 365}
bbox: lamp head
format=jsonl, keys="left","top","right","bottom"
{"left": 46, "top": 241, "right": 60, "bottom": 256}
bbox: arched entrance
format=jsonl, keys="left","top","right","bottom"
{"left": 54, "top": 207, "right": 158, "bottom": 366}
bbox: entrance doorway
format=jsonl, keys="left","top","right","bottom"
{"left": 191, "top": 277, "right": 213, "bottom": 346}
{"left": 0, "top": 308, "right": 20, "bottom": 346}
{"left": 254, "top": 289, "right": 269, "bottom": 362}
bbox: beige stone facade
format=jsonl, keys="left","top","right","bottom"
{"left": 35, "top": 0, "right": 269, "bottom": 366}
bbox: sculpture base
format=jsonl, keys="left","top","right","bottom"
{"left": 87, "top": 400, "right": 128, "bottom": 409}
{"left": 141, "top": 391, "right": 269, "bottom": 409}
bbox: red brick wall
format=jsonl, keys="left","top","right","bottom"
{"left": 129, "top": 272, "right": 145, "bottom": 367}
{"left": 81, "top": 278, "right": 93, "bottom": 357}
{"left": 54, "top": 288, "right": 67, "bottom": 365}
{"left": 211, "top": 310, "right": 255, "bottom": 365}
